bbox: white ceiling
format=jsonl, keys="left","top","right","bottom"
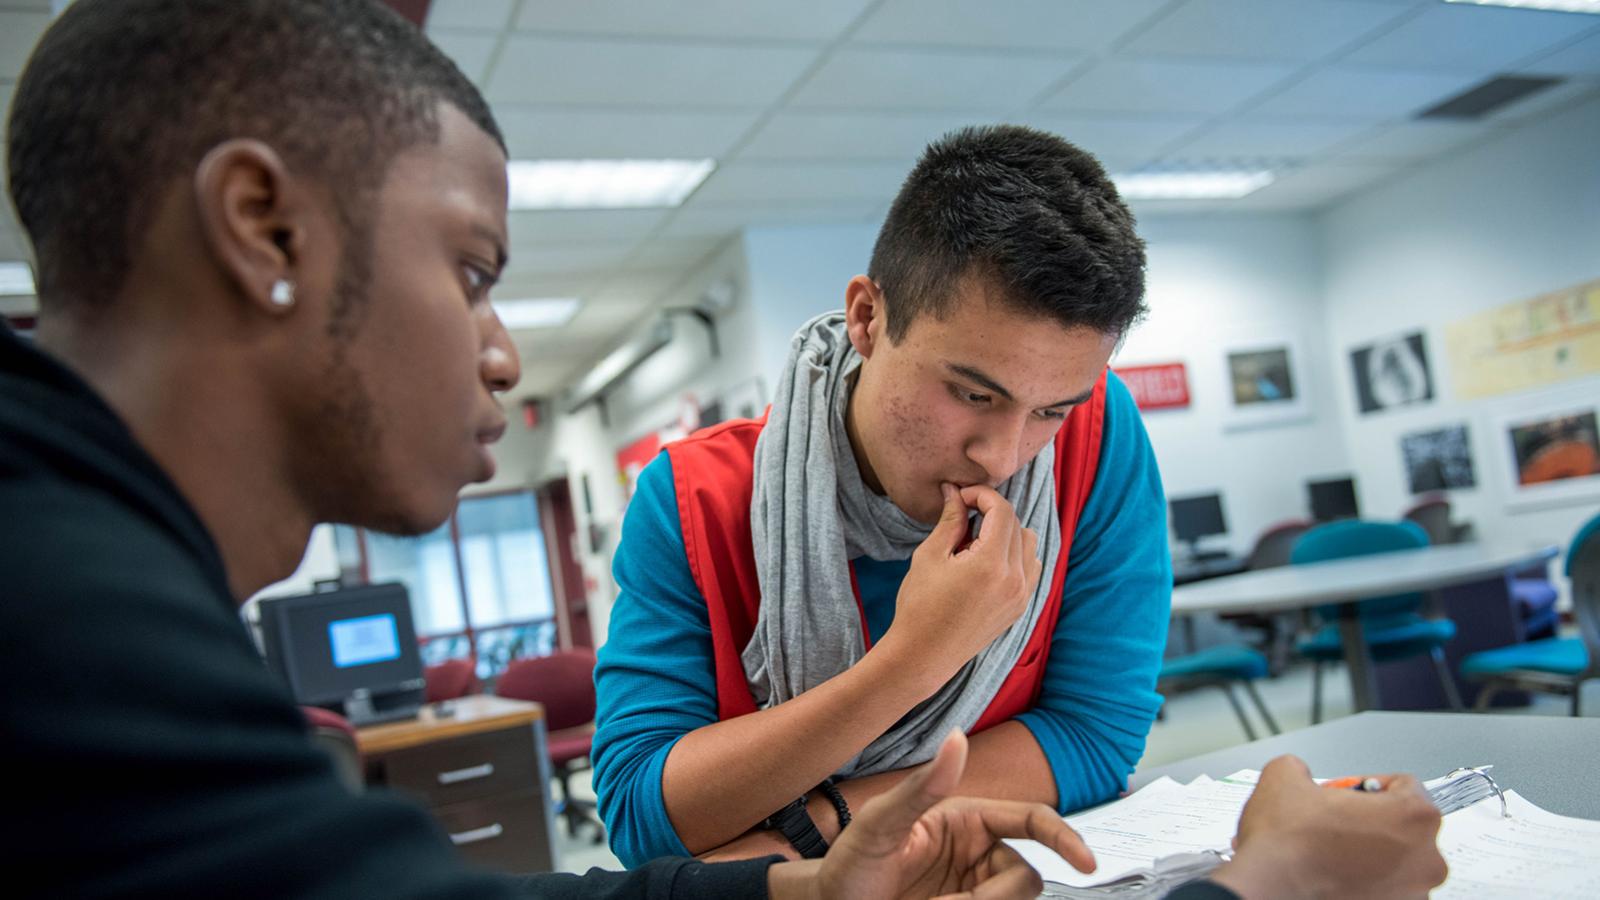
{"left": 2, "top": 0, "right": 1599, "bottom": 399}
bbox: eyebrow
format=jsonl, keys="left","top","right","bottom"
{"left": 945, "top": 363, "right": 1095, "bottom": 409}
{"left": 471, "top": 223, "right": 509, "bottom": 273}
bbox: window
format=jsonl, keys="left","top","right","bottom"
{"left": 332, "top": 489, "right": 559, "bottom": 680}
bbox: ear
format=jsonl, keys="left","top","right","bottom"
{"left": 192, "top": 139, "right": 311, "bottom": 317}
{"left": 844, "top": 274, "right": 887, "bottom": 360}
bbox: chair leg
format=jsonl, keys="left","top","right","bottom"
{"left": 1221, "top": 684, "right": 1257, "bottom": 741}
{"left": 1473, "top": 681, "right": 1501, "bottom": 713}
{"left": 1242, "top": 680, "right": 1281, "bottom": 735}
{"left": 1310, "top": 661, "right": 1323, "bottom": 726}
{"left": 1429, "top": 646, "right": 1465, "bottom": 711}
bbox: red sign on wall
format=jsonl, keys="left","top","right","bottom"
{"left": 1115, "top": 362, "right": 1191, "bottom": 411}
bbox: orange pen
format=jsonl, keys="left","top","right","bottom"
{"left": 1323, "top": 776, "right": 1383, "bottom": 792}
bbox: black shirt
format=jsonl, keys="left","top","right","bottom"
{"left": 0, "top": 327, "right": 775, "bottom": 899}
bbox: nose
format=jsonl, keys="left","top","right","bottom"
{"left": 480, "top": 306, "right": 522, "bottom": 393}
{"left": 965, "top": 416, "right": 1028, "bottom": 484}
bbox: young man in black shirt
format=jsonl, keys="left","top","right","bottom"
{"left": 0, "top": 1, "right": 1446, "bottom": 898}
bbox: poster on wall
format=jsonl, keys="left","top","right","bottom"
{"left": 1222, "top": 336, "right": 1310, "bottom": 430}
{"left": 1493, "top": 396, "right": 1600, "bottom": 510}
{"left": 1114, "top": 362, "right": 1191, "bottom": 411}
{"left": 1445, "top": 276, "right": 1600, "bottom": 400}
{"left": 1350, "top": 331, "right": 1434, "bottom": 415}
{"left": 1400, "top": 424, "right": 1476, "bottom": 494}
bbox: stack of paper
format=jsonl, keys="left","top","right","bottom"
{"left": 1006, "top": 766, "right": 1600, "bottom": 898}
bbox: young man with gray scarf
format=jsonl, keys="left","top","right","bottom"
{"left": 593, "top": 126, "right": 1170, "bottom": 866}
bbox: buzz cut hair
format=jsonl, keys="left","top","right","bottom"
{"left": 869, "top": 125, "right": 1147, "bottom": 342}
{"left": 6, "top": 0, "right": 504, "bottom": 308}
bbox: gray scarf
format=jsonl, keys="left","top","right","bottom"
{"left": 744, "top": 312, "right": 1061, "bottom": 778}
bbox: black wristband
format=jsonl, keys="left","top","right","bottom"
{"left": 760, "top": 796, "right": 829, "bottom": 859}
{"left": 817, "top": 778, "right": 851, "bottom": 831}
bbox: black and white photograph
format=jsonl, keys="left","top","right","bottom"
{"left": 1351, "top": 331, "right": 1434, "bottom": 415}
{"left": 1400, "top": 424, "right": 1476, "bottom": 494}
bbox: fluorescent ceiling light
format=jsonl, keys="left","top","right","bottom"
{"left": 1112, "top": 170, "right": 1276, "bottom": 200}
{"left": 493, "top": 297, "right": 581, "bottom": 329}
{"left": 1443, "top": 0, "right": 1600, "bottom": 13}
{"left": 507, "top": 159, "right": 715, "bottom": 210}
{"left": 0, "top": 262, "right": 36, "bottom": 296}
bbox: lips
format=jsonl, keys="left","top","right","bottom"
{"left": 476, "top": 420, "right": 508, "bottom": 445}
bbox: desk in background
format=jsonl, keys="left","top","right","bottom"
{"left": 358, "top": 695, "right": 557, "bottom": 873}
{"left": 1170, "top": 541, "right": 1559, "bottom": 713}
{"left": 1132, "top": 711, "right": 1600, "bottom": 820}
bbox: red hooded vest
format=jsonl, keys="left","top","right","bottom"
{"left": 664, "top": 373, "right": 1107, "bottom": 734}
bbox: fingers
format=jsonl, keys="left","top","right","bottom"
{"left": 926, "top": 483, "right": 973, "bottom": 556}
{"left": 957, "top": 854, "right": 1046, "bottom": 900}
{"left": 1258, "top": 754, "right": 1313, "bottom": 785}
{"left": 849, "top": 730, "right": 970, "bottom": 854}
{"left": 937, "top": 798, "right": 1096, "bottom": 875}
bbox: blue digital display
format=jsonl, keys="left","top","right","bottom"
{"left": 329, "top": 613, "right": 401, "bottom": 669}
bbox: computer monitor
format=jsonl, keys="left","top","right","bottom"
{"left": 258, "top": 583, "right": 425, "bottom": 726}
{"left": 1308, "top": 477, "right": 1360, "bottom": 522}
{"left": 1169, "top": 492, "right": 1227, "bottom": 558}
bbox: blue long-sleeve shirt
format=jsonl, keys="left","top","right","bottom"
{"left": 592, "top": 373, "right": 1172, "bottom": 867}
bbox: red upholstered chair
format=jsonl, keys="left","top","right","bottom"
{"left": 301, "top": 705, "right": 363, "bottom": 792}
{"left": 424, "top": 657, "right": 481, "bottom": 704}
{"left": 495, "top": 650, "right": 604, "bottom": 842}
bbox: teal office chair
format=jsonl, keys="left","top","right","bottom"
{"left": 1292, "top": 520, "right": 1464, "bottom": 723}
{"left": 1157, "top": 645, "right": 1281, "bottom": 740}
{"left": 1460, "top": 512, "right": 1600, "bottom": 716}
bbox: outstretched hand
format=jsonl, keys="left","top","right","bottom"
{"left": 769, "top": 729, "right": 1094, "bottom": 900}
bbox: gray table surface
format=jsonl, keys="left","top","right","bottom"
{"left": 1131, "top": 712, "right": 1600, "bottom": 820}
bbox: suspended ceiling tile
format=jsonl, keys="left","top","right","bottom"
{"left": 508, "top": 210, "right": 672, "bottom": 245}
{"left": 1022, "top": 113, "right": 1209, "bottom": 159}
{"left": 1521, "top": 27, "right": 1600, "bottom": 77}
{"left": 1123, "top": 0, "right": 1415, "bottom": 63}
{"left": 1041, "top": 58, "right": 1300, "bottom": 115}
{"left": 1249, "top": 66, "right": 1482, "bottom": 119}
{"left": 503, "top": 241, "right": 644, "bottom": 277}
{"left": 486, "top": 36, "right": 817, "bottom": 107}
{"left": 625, "top": 236, "right": 728, "bottom": 271}
{"left": 495, "top": 108, "right": 756, "bottom": 160}
{"left": 1228, "top": 162, "right": 1402, "bottom": 211}
{"left": 788, "top": 47, "right": 1080, "bottom": 112}
{"left": 737, "top": 111, "right": 983, "bottom": 161}
{"left": 1342, "top": 3, "right": 1600, "bottom": 73}
{"left": 514, "top": 0, "right": 873, "bottom": 42}
{"left": 1169, "top": 118, "right": 1377, "bottom": 159}
{"left": 851, "top": 0, "right": 1169, "bottom": 53}
{"left": 661, "top": 203, "right": 884, "bottom": 238}
{"left": 1481, "top": 78, "right": 1600, "bottom": 125}
{"left": 426, "top": 28, "right": 499, "bottom": 84}
{"left": 1329, "top": 119, "right": 1499, "bottom": 162}
{"left": 0, "top": 12, "right": 50, "bottom": 79}
{"left": 689, "top": 161, "right": 911, "bottom": 206}
{"left": 426, "top": 0, "right": 515, "bottom": 30}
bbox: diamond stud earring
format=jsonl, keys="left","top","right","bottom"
{"left": 269, "top": 279, "right": 295, "bottom": 308}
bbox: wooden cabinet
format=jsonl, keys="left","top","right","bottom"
{"left": 357, "top": 695, "right": 556, "bottom": 873}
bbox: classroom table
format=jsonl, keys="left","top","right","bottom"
{"left": 1170, "top": 541, "right": 1560, "bottom": 713}
{"left": 1132, "top": 711, "right": 1600, "bottom": 820}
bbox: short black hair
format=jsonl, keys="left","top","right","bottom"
{"left": 869, "top": 125, "right": 1146, "bottom": 342}
{"left": 6, "top": 0, "right": 504, "bottom": 309}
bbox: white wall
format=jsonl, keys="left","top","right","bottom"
{"left": 742, "top": 222, "right": 878, "bottom": 394}
{"left": 1319, "top": 94, "right": 1600, "bottom": 567}
{"left": 1122, "top": 214, "right": 1350, "bottom": 557}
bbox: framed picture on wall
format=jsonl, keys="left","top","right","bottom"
{"left": 1222, "top": 335, "right": 1310, "bottom": 430}
{"left": 1493, "top": 395, "right": 1600, "bottom": 510}
{"left": 1400, "top": 423, "right": 1476, "bottom": 494}
{"left": 1350, "top": 330, "right": 1435, "bottom": 415}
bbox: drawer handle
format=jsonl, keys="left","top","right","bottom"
{"left": 449, "top": 823, "right": 504, "bottom": 846}
{"left": 438, "top": 763, "right": 495, "bottom": 785}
